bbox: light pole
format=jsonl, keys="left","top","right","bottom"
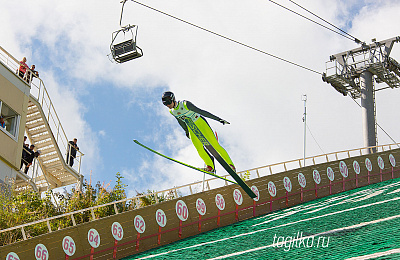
{"left": 302, "top": 94, "right": 307, "bottom": 167}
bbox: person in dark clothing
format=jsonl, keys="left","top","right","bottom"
{"left": 21, "top": 144, "right": 34, "bottom": 170}
{"left": 26, "top": 64, "right": 39, "bottom": 84}
{"left": 21, "top": 140, "right": 30, "bottom": 169}
{"left": 23, "top": 147, "right": 40, "bottom": 174}
{"left": 67, "top": 138, "right": 79, "bottom": 167}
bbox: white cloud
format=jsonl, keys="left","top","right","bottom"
{"left": 2, "top": 0, "right": 400, "bottom": 193}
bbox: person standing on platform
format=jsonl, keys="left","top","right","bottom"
{"left": 26, "top": 64, "right": 39, "bottom": 84}
{"left": 18, "top": 57, "right": 29, "bottom": 79}
{"left": 67, "top": 138, "right": 79, "bottom": 167}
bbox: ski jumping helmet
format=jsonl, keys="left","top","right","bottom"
{"left": 162, "top": 91, "right": 175, "bottom": 106}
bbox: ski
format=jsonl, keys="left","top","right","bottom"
{"left": 182, "top": 117, "right": 257, "bottom": 199}
{"left": 133, "top": 139, "right": 237, "bottom": 184}
{"left": 204, "top": 144, "right": 257, "bottom": 198}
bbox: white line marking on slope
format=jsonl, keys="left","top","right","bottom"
{"left": 345, "top": 248, "right": 400, "bottom": 260}
{"left": 136, "top": 196, "right": 400, "bottom": 259}
{"left": 208, "top": 214, "right": 400, "bottom": 260}
{"left": 387, "top": 188, "right": 400, "bottom": 195}
{"left": 253, "top": 196, "right": 400, "bottom": 227}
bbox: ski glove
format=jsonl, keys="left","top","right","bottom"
{"left": 219, "top": 119, "right": 230, "bottom": 125}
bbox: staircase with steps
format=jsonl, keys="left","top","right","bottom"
{"left": 0, "top": 46, "right": 84, "bottom": 192}
{"left": 16, "top": 91, "right": 83, "bottom": 192}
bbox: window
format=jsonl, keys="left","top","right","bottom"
{"left": 0, "top": 100, "right": 20, "bottom": 139}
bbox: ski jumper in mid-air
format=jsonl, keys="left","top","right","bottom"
{"left": 162, "top": 91, "right": 235, "bottom": 173}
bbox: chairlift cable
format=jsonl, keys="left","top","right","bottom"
{"left": 130, "top": 0, "right": 322, "bottom": 75}
{"left": 348, "top": 96, "right": 399, "bottom": 148}
{"left": 287, "top": 0, "right": 363, "bottom": 44}
{"left": 306, "top": 123, "right": 326, "bottom": 154}
{"left": 266, "top": 0, "right": 356, "bottom": 43}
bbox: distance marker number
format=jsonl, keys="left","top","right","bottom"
{"left": 283, "top": 177, "right": 292, "bottom": 192}
{"left": 134, "top": 215, "right": 146, "bottom": 233}
{"left": 327, "top": 167, "right": 335, "bottom": 181}
{"left": 233, "top": 189, "right": 243, "bottom": 205}
{"left": 313, "top": 170, "right": 321, "bottom": 184}
{"left": 298, "top": 173, "right": 306, "bottom": 188}
{"left": 88, "top": 228, "right": 101, "bottom": 248}
{"left": 251, "top": 186, "right": 260, "bottom": 201}
{"left": 62, "top": 236, "right": 76, "bottom": 256}
{"left": 176, "top": 200, "right": 189, "bottom": 221}
{"left": 268, "top": 181, "right": 277, "bottom": 197}
{"left": 35, "top": 244, "right": 49, "bottom": 260}
{"left": 339, "top": 161, "right": 348, "bottom": 178}
{"left": 196, "top": 198, "right": 206, "bottom": 216}
{"left": 156, "top": 209, "right": 167, "bottom": 227}
{"left": 353, "top": 161, "right": 361, "bottom": 175}
{"left": 215, "top": 194, "right": 225, "bottom": 210}
{"left": 111, "top": 222, "right": 124, "bottom": 241}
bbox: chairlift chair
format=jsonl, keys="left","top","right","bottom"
{"left": 110, "top": 25, "right": 143, "bottom": 63}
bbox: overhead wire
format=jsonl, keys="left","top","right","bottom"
{"left": 266, "top": 0, "right": 359, "bottom": 43}
{"left": 306, "top": 123, "right": 326, "bottom": 154}
{"left": 130, "top": 0, "right": 322, "bottom": 75}
{"left": 348, "top": 96, "right": 400, "bottom": 148}
{"left": 127, "top": 1, "right": 397, "bottom": 151}
{"left": 287, "top": 0, "right": 362, "bottom": 44}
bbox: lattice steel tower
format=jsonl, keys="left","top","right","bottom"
{"left": 322, "top": 36, "right": 400, "bottom": 153}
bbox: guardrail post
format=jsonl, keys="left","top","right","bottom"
{"left": 21, "top": 227, "right": 27, "bottom": 240}
{"left": 114, "top": 203, "right": 119, "bottom": 214}
{"left": 56, "top": 123, "right": 60, "bottom": 143}
{"left": 46, "top": 220, "right": 52, "bottom": 233}
{"left": 71, "top": 214, "right": 76, "bottom": 226}
{"left": 47, "top": 103, "right": 51, "bottom": 121}
{"left": 78, "top": 154, "right": 82, "bottom": 174}
{"left": 91, "top": 209, "right": 96, "bottom": 221}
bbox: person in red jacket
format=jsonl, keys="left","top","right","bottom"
{"left": 18, "top": 57, "right": 29, "bottom": 79}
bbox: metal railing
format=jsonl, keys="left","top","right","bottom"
{"left": 1, "top": 142, "right": 399, "bottom": 240}
{"left": 0, "top": 46, "right": 83, "bottom": 173}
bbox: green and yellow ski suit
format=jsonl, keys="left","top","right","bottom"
{"left": 170, "top": 100, "right": 234, "bottom": 170}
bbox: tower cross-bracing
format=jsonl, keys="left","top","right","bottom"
{"left": 322, "top": 36, "right": 400, "bottom": 153}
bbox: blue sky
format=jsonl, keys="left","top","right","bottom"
{"left": 1, "top": 0, "right": 400, "bottom": 197}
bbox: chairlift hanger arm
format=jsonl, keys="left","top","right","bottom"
{"left": 119, "top": 0, "right": 128, "bottom": 27}
{"left": 108, "top": 0, "right": 143, "bottom": 63}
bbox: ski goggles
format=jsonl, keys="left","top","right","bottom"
{"left": 162, "top": 99, "right": 173, "bottom": 106}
